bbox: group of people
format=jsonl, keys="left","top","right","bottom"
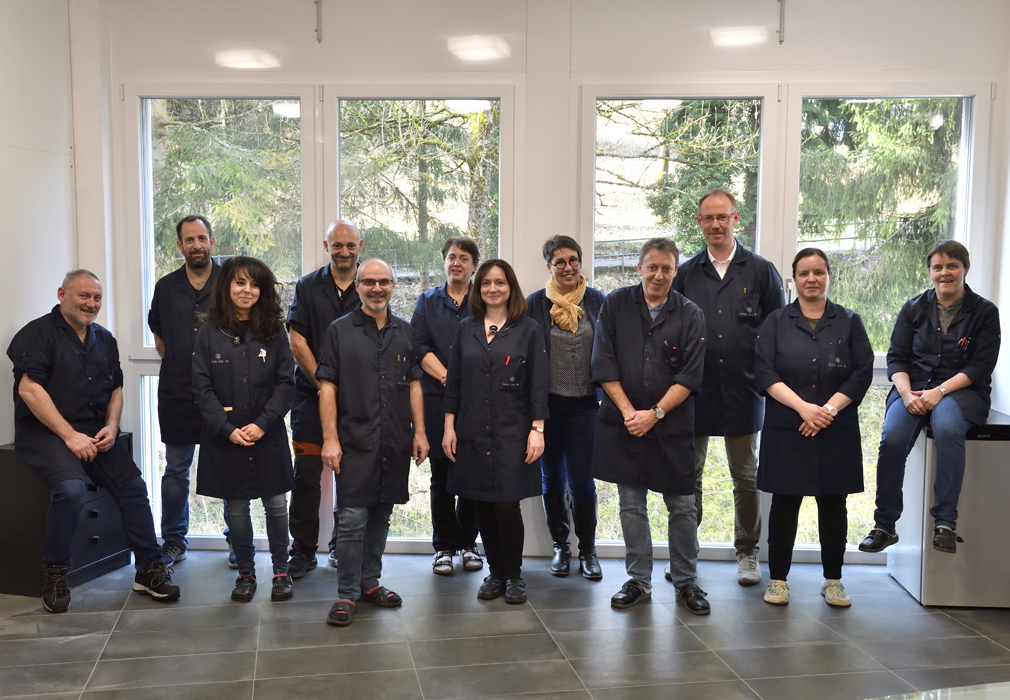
{"left": 9, "top": 187, "right": 999, "bottom": 623}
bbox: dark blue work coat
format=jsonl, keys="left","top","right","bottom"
{"left": 7, "top": 306, "right": 139, "bottom": 488}
{"left": 754, "top": 300, "right": 874, "bottom": 496}
{"left": 590, "top": 285, "right": 706, "bottom": 496}
{"left": 885, "top": 285, "right": 1001, "bottom": 426}
{"left": 192, "top": 322, "right": 295, "bottom": 500}
{"left": 443, "top": 316, "right": 550, "bottom": 502}
{"left": 672, "top": 244, "right": 784, "bottom": 436}
{"left": 286, "top": 264, "right": 361, "bottom": 445}
{"left": 147, "top": 262, "right": 218, "bottom": 445}
{"left": 316, "top": 309, "right": 421, "bottom": 507}
{"left": 410, "top": 283, "right": 472, "bottom": 460}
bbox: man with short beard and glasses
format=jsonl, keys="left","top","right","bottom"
{"left": 148, "top": 215, "right": 222, "bottom": 566}
{"left": 9, "top": 270, "right": 181, "bottom": 612}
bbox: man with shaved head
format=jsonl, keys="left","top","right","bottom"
{"left": 285, "top": 219, "right": 364, "bottom": 577}
{"left": 316, "top": 258, "right": 428, "bottom": 626}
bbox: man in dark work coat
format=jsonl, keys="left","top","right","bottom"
{"left": 672, "top": 188, "right": 784, "bottom": 586}
{"left": 316, "top": 259, "right": 428, "bottom": 627}
{"left": 148, "top": 215, "right": 220, "bottom": 565}
{"left": 285, "top": 219, "right": 362, "bottom": 577}
{"left": 592, "top": 239, "right": 710, "bottom": 615}
{"left": 9, "top": 271, "right": 181, "bottom": 612}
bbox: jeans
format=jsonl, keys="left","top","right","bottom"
{"left": 695, "top": 433, "right": 761, "bottom": 556}
{"left": 541, "top": 394, "right": 599, "bottom": 503}
{"left": 335, "top": 503, "right": 394, "bottom": 601}
{"left": 43, "top": 474, "right": 162, "bottom": 570}
{"left": 430, "top": 457, "right": 479, "bottom": 553}
{"left": 161, "top": 444, "right": 194, "bottom": 548}
{"left": 618, "top": 484, "right": 697, "bottom": 590}
{"left": 874, "top": 396, "right": 973, "bottom": 532}
{"left": 289, "top": 453, "right": 340, "bottom": 556}
{"left": 767, "top": 494, "right": 847, "bottom": 581}
{"left": 226, "top": 494, "right": 290, "bottom": 573}
{"left": 475, "top": 500, "right": 524, "bottom": 579}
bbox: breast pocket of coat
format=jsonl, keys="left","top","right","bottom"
{"left": 500, "top": 360, "right": 527, "bottom": 392}
{"left": 338, "top": 415, "right": 374, "bottom": 452}
{"left": 395, "top": 355, "right": 413, "bottom": 388}
{"left": 822, "top": 343, "right": 851, "bottom": 372}
{"left": 734, "top": 292, "right": 761, "bottom": 324}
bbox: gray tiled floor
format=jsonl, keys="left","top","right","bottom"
{"left": 1, "top": 552, "right": 1009, "bottom": 699}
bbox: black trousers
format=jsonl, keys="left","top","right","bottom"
{"left": 767, "top": 494, "right": 847, "bottom": 581}
{"left": 475, "top": 500, "right": 524, "bottom": 579}
{"left": 429, "top": 457, "right": 479, "bottom": 552}
{"left": 289, "top": 453, "right": 338, "bottom": 555}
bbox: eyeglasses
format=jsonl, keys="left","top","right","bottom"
{"left": 699, "top": 214, "right": 734, "bottom": 225}
{"left": 551, "top": 258, "right": 581, "bottom": 270}
{"left": 357, "top": 278, "right": 393, "bottom": 289}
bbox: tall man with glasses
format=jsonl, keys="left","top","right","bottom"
{"left": 672, "top": 188, "right": 784, "bottom": 586}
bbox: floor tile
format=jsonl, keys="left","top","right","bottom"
{"left": 0, "top": 633, "right": 108, "bottom": 667}
{"left": 527, "top": 585, "right": 629, "bottom": 612}
{"left": 666, "top": 597, "right": 815, "bottom": 626}
{"left": 380, "top": 572, "right": 483, "bottom": 597}
{"left": 1, "top": 694, "right": 81, "bottom": 700}
{"left": 552, "top": 624, "right": 707, "bottom": 659}
{"left": 100, "top": 625, "right": 258, "bottom": 660}
{"left": 0, "top": 661, "right": 95, "bottom": 696}
{"left": 537, "top": 604, "right": 678, "bottom": 634}
{"left": 255, "top": 641, "right": 413, "bottom": 679}
{"left": 790, "top": 591, "right": 935, "bottom": 619}
{"left": 399, "top": 591, "right": 531, "bottom": 617}
{"left": 717, "top": 643, "right": 884, "bottom": 679}
{"left": 257, "top": 615, "right": 406, "bottom": 650}
{"left": 0, "top": 611, "right": 119, "bottom": 640}
{"left": 113, "top": 603, "right": 259, "bottom": 632}
{"left": 571, "top": 649, "right": 736, "bottom": 688}
{"left": 745, "top": 670, "right": 915, "bottom": 700}
{"left": 821, "top": 611, "right": 976, "bottom": 643}
{"left": 894, "top": 663, "right": 1010, "bottom": 691}
{"left": 416, "top": 659, "right": 583, "bottom": 699}
{"left": 254, "top": 669, "right": 422, "bottom": 700}
{"left": 469, "top": 693, "right": 592, "bottom": 700}
{"left": 80, "top": 681, "right": 254, "bottom": 699}
{"left": 943, "top": 609, "right": 1010, "bottom": 636}
{"left": 86, "top": 651, "right": 256, "bottom": 690}
{"left": 409, "top": 632, "right": 564, "bottom": 668}
{"left": 402, "top": 609, "right": 546, "bottom": 641}
{"left": 590, "top": 680, "right": 760, "bottom": 699}
{"left": 257, "top": 597, "right": 386, "bottom": 625}
{"left": 857, "top": 635, "right": 1010, "bottom": 670}
{"left": 688, "top": 618, "right": 846, "bottom": 650}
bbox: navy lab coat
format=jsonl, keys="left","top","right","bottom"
{"left": 147, "top": 262, "right": 218, "bottom": 445}
{"left": 590, "top": 285, "right": 706, "bottom": 496}
{"left": 443, "top": 316, "right": 550, "bottom": 502}
{"left": 315, "top": 309, "right": 421, "bottom": 507}
{"left": 192, "top": 321, "right": 295, "bottom": 500}
{"left": 411, "top": 283, "right": 472, "bottom": 460}
{"left": 754, "top": 300, "right": 874, "bottom": 496}
{"left": 672, "top": 243, "right": 784, "bottom": 436}
{"left": 885, "top": 285, "right": 1001, "bottom": 426}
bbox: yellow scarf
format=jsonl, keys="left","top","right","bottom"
{"left": 546, "top": 274, "right": 587, "bottom": 333}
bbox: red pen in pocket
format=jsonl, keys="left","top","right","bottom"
{"left": 506, "top": 355, "right": 511, "bottom": 365}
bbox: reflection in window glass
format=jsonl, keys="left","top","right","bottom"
{"left": 798, "top": 97, "right": 970, "bottom": 350}
{"left": 594, "top": 99, "right": 762, "bottom": 293}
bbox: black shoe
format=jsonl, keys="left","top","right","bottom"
{"left": 858, "top": 528, "right": 899, "bottom": 553}
{"left": 327, "top": 599, "right": 355, "bottom": 626}
{"left": 611, "top": 580, "right": 650, "bottom": 609}
{"left": 504, "top": 577, "right": 527, "bottom": 604}
{"left": 477, "top": 575, "right": 505, "bottom": 600}
{"left": 288, "top": 552, "right": 318, "bottom": 579}
{"left": 550, "top": 544, "right": 571, "bottom": 576}
{"left": 677, "top": 584, "right": 711, "bottom": 616}
{"left": 271, "top": 573, "right": 293, "bottom": 601}
{"left": 933, "top": 526, "right": 963, "bottom": 553}
{"left": 133, "top": 562, "right": 181, "bottom": 601}
{"left": 572, "top": 499, "right": 601, "bottom": 580}
{"left": 360, "top": 586, "right": 402, "bottom": 608}
{"left": 579, "top": 550, "right": 602, "bottom": 580}
{"left": 41, "top": 565, "right": 71, "bottom": 613}
{"left": 232, "top": 573, "right": 257, "bottom": 602}
{"left": 161, "top": 540, "right": 187, "bottom": 565}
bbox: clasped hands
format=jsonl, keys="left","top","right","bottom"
{"left": 796, "top": 403, "right": 834, "bottom": 437}
{"left": 902, "top": 388, "right": 942, "bottom": 416}
{"left": 65, "top": 424, "right": 118, "bottom": 462}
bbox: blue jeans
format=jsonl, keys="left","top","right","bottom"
{"left": 617, "top": 485, "right": 697, "bottom": 591}
{"left": 44, "top": 475, "right": 162, "bottom": 570}
{"left": 225, "top": 494, "right": 290, "bottom": 573}
{"left": 541, "top": 394, "right": 598, "bottom": 503}
{"left": 335, "top": 503, "right": 394, "bottom": 601}
{"left": 874, "top": 396, "right": 973, "bottom": 532}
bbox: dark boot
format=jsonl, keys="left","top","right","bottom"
{"left": 573, "top": 499, "right": 602, "bottom": 580}
{"left": 543, "top": 492, "right": 571, "bottom": 576}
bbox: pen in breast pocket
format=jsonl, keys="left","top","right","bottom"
{"left": 506, "top": 355, "right": 511, "bottom": 365}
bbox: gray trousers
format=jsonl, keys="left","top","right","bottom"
{"left": 694, "top": 433, "right": 761, "bottom": 556}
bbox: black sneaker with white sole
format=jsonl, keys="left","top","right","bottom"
{"left": 133, "top": 562, "right": 181, "bottom": 601}
{"left": 161, "top": 540, "right": 187, "bottom": 565}
{"left": 42, "top": 565, "right": 71, "bottom": 613}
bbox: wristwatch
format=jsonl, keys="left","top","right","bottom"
{"left": 825, "top": 404, "right": 838, "bottom": 417}
{"left": 938, "top": 385, "right": 947, "bottom": 397}
{"left": 652, "top": 405, "right": 665, "bottom": 420}
{"left": 531, "top": 425, "right": 544, "bottom": 433}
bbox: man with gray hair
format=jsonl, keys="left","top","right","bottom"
{"left": 8, "top": 270, "right": 181, "bottom": 612}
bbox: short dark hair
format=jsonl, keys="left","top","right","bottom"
{"left": 442, "top": 236, "right": 480, "bottom": 266}
{"left": 697, "top": 187, "right": 738, "bottom": 211}
{"left": 542, "top": 235, "right": 582, "bottom": 264}
{"left": 792, "top": 248, "right": 832, "bottom": 276}
{"left": 207, "top": 256, "right": 283, "bottom": 344}
{"left": 638, "top": 237, "right": 680, "bottom": 267}
{"left": 926, "top": 240, "right": 970, "bottom": 270}
{"left": 176, "top": 215, "right": 212, "bottom": 241}
{"left": 470, "top": 259, "right": 527, "bottom": 322}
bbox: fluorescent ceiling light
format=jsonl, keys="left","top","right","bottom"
{"left": 215, "top": 49, "right": 280, "bottom": 69}
{"left": 710, "top": 26, "right": 768, "bottom": 48}
{"left": 444, "top": 100, "right": 493, "bottom": 114}
{"left": 929, "top": 114, "right": 944, "bottom": 131}
{"left": 271, "top": 102, "right": 300, "bottom": 119}
{"left": 447, "top": 35, "right": 510, "bottom": 61}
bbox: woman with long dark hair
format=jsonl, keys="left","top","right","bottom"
{"left": 193, "top": 256, "right": 296, "bottom": 603}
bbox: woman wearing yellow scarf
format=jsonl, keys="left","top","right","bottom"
{"left": 526, "top": 236, "right": 607, "bottom": 579}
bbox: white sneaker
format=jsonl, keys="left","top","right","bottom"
{"left": 737, "top": 554, "right": 761, "bottom": 586}
{"left": 821, "top": 579, "right": 851, "bottom": 607}
{"left": 763, "top": 579, "right": 789, "bottom": 605}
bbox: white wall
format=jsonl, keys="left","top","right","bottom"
{"left": 0, "top": 0, "right": 76, "bottom": 444}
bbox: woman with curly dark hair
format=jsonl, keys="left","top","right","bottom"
{"left": 193, "top": 257, "right": 296, "bottom": 603}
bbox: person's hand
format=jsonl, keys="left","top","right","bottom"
{"left": 229, "top": 429, "right": 254, "bottom": 446}
{"left": 525, "top": 429, "right": 545, "bottom": 464}
{"left": 93, "top": 425, "right": 117, "bottom": 453}
{"left": 414, "top": 432, "right": 429, "bottom": 464}
{"left": 796, "top": 402, "right": 832, "bottom": 432}
{"left": 442, "top": 427, "right": 457, "bottom": 463}
{"left": 440, "top": 372, "right": 447, "bottom": 387}
{"left": 322, "top": 438, "right": 343, "bottom": 474}
{"left": 239, "top": 424, "right": 265, "bottom": 442}
{"left": 917, "top": 387, "right": 943, "bottom": 412}
{"left": 65, "top": 430, "right": 99, "bottom": 462}
{"left": 624, "top": 410, "right": 658, "bottom": 437}
{"left": 902, "top": 390, "right": 928, "bottom": 416}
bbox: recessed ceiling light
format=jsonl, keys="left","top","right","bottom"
{"left": 215, "top": 49, "right": 280, "bottom": 69}
{"left": 710, "top": 26, "right": 768, "bottom": 48}
{"left": 447, "top": 35, "right": 510, "bottom": 62}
